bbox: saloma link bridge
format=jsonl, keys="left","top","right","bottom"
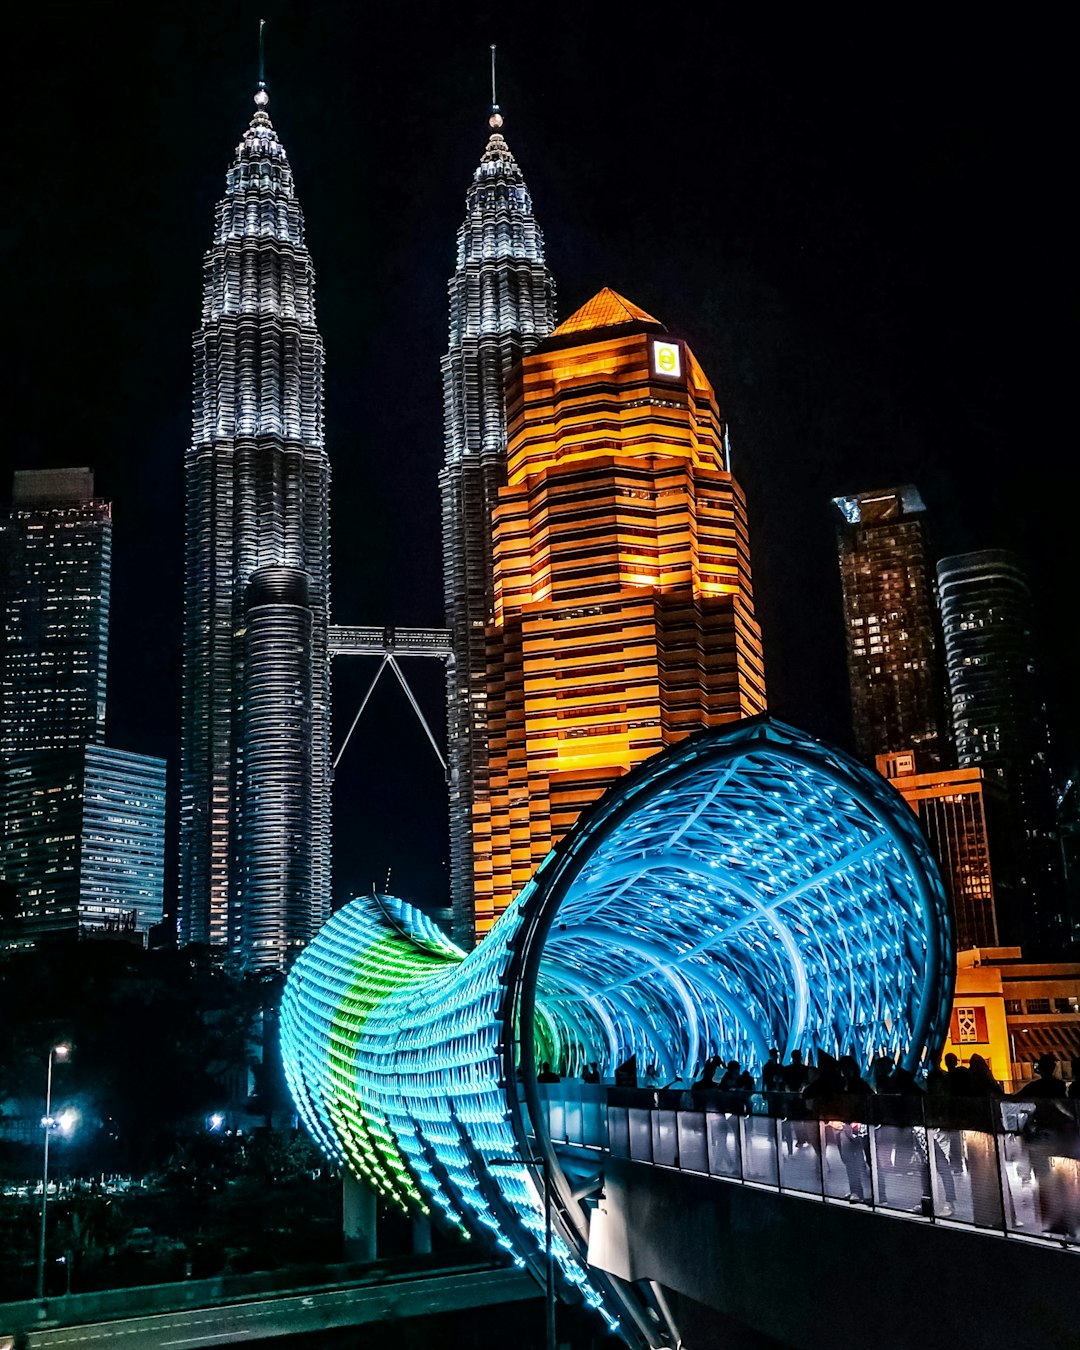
{"left": 281, "top": 718, "right": 1074, "bottom": 1349}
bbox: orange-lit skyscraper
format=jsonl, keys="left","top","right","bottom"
{"left": 473, "top": 290, "right": 767, "bottom": 931}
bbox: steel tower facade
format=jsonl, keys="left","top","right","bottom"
{"left": 180, "top": 90, "right": 330, "bottom": 969}
{"left": 439, "top": 111, "right": 555, "bottom": 946}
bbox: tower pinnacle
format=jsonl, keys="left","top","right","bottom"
{"left": 488, "top": 44, "right": 503, "bottom": 129}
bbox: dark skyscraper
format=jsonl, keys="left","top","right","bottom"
{"left": 0, "top": 469, "right": 111, "bottom": 754}
{"left": 439, "top": 108, "right": 555, "bottom": 946}
{"left": 833, "top": 486, "right": 946, "bottom": 767}
{"left": 937, "top": 549, "right": 1062, "bottom": 947}
{"left": 180, "top": 88, "right": 331, "bottom": 969}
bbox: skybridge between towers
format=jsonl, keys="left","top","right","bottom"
{"left": 328, "top": 624, "right": 452, "bottom": 777}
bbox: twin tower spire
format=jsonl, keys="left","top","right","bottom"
{"left": 179, "top": 53, "right": 556, "bottom": 965}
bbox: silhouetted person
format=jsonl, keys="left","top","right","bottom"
{"left": 944, "top": 1051, "right": 972, "bottom": 1097}
{"left": 958, "top": 1052, "right": 1006, "bottom": 1228}
{"left": 718, "top": 1059, "right": 741, "bottom": 1092}
{"left": 783, "top": 1049, "right": 809, "bottom": 1093}
{"left": 537, "top": 1061, "right": 560, "bottom": 1083}
{"left": 1013, "top": 1054, "right": 1077, "bottom": 1235}
{"left": 781, "top": 1049, "right": 812, "bottom": 1154}
{"left": 736, "top": 1068, "right": 756, "bottom": 1093}
{"left": 762, "top": 1048, "right": 785, "bottom": 1093}
{"left": 691, "top": 1055, "right": 722, "bottom": 1097}
{"left": 583, "top": 1063, "right": 600, "bottom": 1084}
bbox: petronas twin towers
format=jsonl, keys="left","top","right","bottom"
{"left": 180, "top": 86, "right": 553, "bottom": 965}
{"left": 180, "top": 91, "right": 331, "bottom": 967}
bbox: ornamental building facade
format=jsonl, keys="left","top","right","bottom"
{"left": 179, "top": 91, "right": 331, "bottom": 969}
{"left": 473, "top": 289, "right": 767, "bottom": 932}
{"left": 439, "top": 114, "right": 556, "bottom": 946}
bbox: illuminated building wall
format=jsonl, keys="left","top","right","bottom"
{"left": 944, "top": 947, "right": 1080, "bottom": 1087}
{"left": 877, "top": 749, "right": 1012, "bottom": 949}
{"left": 473, "top": 289, "right": 766, "bottom": 932}
{"left": 937, "top": 550, "right": 1063, "bottom": 948}
{"left": 2, "top": 744, "right": 166, "bottom": 944}
{"left": 0, "top": 469, "right": 111, "bottom": 754}
{"left": 439, "top": 111, "right": 555, "bottom": 946}
{"left": 833, "top": 486, "right": 946, "bottom": 767}
{"left": 180, "top": 89, "right": 331, "bottom": 968}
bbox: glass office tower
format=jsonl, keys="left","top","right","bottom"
{"left": 937, "top": 550, "right": 1062, "bottom": 948}
{"left": 180, "top": 89, "right": 331, "bottom": 969}
{"left": 833, "top": 485, "right": 946, "bottom": 767}
{"left": 3, "top": 745, "right": 166, "bottom": 943}
{"left": 0, "top": 469, "right": 111, "bottom": 754}
{"left": 439, "top": 110, "right": 556, "bottom": 946}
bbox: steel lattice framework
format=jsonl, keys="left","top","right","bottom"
{"left": 281, "top": 718, "right": 953, "bottom": 1345}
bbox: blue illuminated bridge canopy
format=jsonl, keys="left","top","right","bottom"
{"left": 282, "top": 717, "right": 954, "bottom": 1345}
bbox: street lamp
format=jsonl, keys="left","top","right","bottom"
{"left": 489, "top": 1155, "right": 555, "bottom": 1350}
{"left": 36, "top": 1043, "right": 71, "bottom": 1301}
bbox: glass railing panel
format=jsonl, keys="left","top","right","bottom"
{"left": 581, "top": 1084, "right": 607, "bottom": 1149}
{"left": 628, "top": 1106, "right": 653, "bottom": 1163}
{"left": 677, "top": 1110, "right": 709, "bottom": 1174}
{"left": 563, "top": 1080, "right": 584, "bottom": 1147}
{"left": 652, "top": 1108, "right": 680, "bottom": 1168}
{"left": 706, "top": 1109, "right": 742, "bottom": 1178}
{"left": 608, "top": 1104, "right": 630, "bottom": 1160}
{"left": 819, "top": 1119, "right": 872, "bottom": 1203}
{"left": 741, "top": 1113, "right": 779, "bottom": 1186}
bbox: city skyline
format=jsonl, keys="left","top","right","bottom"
{"left": 5, "top": 6, "right": 1072, "bottom": 919}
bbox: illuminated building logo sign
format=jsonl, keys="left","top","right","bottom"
{"left": 281, "top": 717, "right": 953, "bottom": 1342}
{"left": 651, "top": 339, "right": 681, "bottom": 379}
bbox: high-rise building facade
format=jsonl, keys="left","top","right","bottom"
{"left": 877, "top": 749, "right": 1013, "bottom": 949}
{"left": 439, "top": 111, "right": 556, "bottom": 946}
{"left": 473, "top": 289, "right": 767, "bottom": 932}
{"left": 2, "top": 745, "right": 166, "bottom": 944}
{"left": 937, "top": 550, "right": 1062, "bottom": 947}
{"left": 833, "top": 486, "right": 946, "bottom": 766}
{"left": 180, "top": 90, "right": 331, "bottom": 969}
{"left": 0, "top": 469, "right": 111, "bottom": 754}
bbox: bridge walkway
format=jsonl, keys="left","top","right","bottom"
{"left": 538, "top": 1081, "right": 1080, "bottom": 1249}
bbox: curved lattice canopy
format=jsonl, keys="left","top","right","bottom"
{"left": 524, "top": 718, "right": 953, "bottom": 1081}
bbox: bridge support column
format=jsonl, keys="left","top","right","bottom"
{"left": 342, "top": 1172, "right": 376, "bottom": 1263}
{"left": 412, "top": 1214, "right": 432, "bottom": 1255}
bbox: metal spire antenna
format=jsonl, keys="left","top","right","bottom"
{"left": 258, "top": 18, "right": 266, "bottom": 90}
{"left": 489, "top": 44, "right": 503, "bottom": 128}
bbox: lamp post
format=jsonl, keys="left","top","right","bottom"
{"left": 36, "top": 1043, "right": 70, "bottom": 1301}
{"left": 490, "top": 1155, "right": 555, "bottom": 1350}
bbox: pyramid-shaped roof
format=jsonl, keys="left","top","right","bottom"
{"left": 552, "top": 288, "right": 661, "bottom": 337}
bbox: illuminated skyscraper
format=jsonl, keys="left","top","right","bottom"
{"left": 1, "top": 471, "right": 165, "bottom": 946}
{"left": 473, "top": 289, "right": 767, "bottom": 931}
{"left": 937, "top": 550, "right": 1062, "bottom": 947}
{"left": 833, "top": 486, "right": 946, "bottom": 766}
{"left": 3, "top": 745, "right": 166, "bottom": 944}
{"left": 877, "top": 748, "right": 1013, "bottom": 949}
{"left": 440, "top": 108, "right": 555, "bottom": 945}
{"left": 0, "top": 469, "right": 111, "bottom": 754}
{"left": 180, "top": 89, "right": 331, "bottom": 969}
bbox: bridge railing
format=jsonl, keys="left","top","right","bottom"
{"left": 537, "top": 1082, "right": 1080, "bottom": 1248}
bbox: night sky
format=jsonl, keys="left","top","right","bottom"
{"left": 6, "top": 4, "right": 1073, "bottom": 919}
